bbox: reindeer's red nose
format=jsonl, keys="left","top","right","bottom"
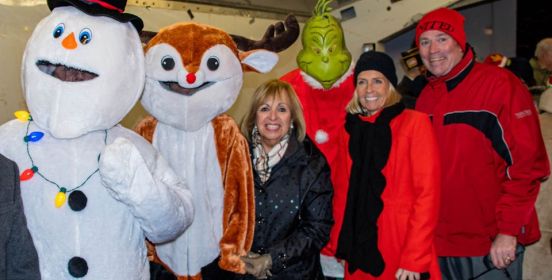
{"left": 186, "top": 73, "right": 196, "bottom": 84}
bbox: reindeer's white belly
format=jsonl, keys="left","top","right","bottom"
{"left": 153, "top": 122, "right": 224, "bottom": 276}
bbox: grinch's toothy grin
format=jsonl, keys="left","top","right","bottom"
{"left": 160, "top": 81, "right": 214, "bottom": 96}
{"left": 36, "top": 60, "right": 98, "bottom": 82}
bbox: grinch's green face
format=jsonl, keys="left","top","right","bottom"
{"left": 298, "top": 14, "right": 351, "bottom": 89}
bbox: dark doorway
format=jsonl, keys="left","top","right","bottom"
{"left": 517, "top": 1, "right": 552, "bottom": 59}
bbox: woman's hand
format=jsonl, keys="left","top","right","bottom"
{"left": 241, "top": 252, "right": 272, "bottom": 279}
{"left": 395, "top": 268, "right": 421, "bottom": 280}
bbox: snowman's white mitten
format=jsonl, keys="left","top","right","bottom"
{"left": 99, "top": 136, "right": 194, "bottom": 242}
{"left": 99, "top": 137, "right": 137, "bottom": 197}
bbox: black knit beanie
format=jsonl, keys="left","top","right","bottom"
{"left": 354, "top": 51, "right": 398, "bottom": 88}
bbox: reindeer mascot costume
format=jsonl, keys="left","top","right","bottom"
{"left": 0, "top": 0, "right": 194, "bottom": 279}
{"left": 136, "top": 17, "right": 298, "bottom": 279}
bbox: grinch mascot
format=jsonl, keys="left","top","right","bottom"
{"left": 0, "top": 0, "right": 194, "bottom": 279}
{"left": 280, "top": 0, "right": 354, "bottom": 278}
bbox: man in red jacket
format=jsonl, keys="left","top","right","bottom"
{"left": 415, "top": 7, "right": 550, "bottom": 280}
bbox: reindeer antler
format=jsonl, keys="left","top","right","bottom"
{"left": 230, "top": 14, "right": 299, "bottom": 52}
{"left": 140, "top": 30, "right": 158, "bottom": 45}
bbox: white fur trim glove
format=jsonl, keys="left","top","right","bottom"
{"left": 99, "top": 137, "right": 194, "bottom": 243}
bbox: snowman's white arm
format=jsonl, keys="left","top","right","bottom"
{"left": 99, "top": 137, "right": 194, "bottom": 243}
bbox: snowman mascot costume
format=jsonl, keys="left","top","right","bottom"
{"left": 0, "top": 0, "right": 193, "bottom": 279}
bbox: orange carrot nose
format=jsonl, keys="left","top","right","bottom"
{"left": 186, "top": 73, "right": 196, "bottom": 84}
{"left": 62, "top": 32, "right": 77, "bottom": 50}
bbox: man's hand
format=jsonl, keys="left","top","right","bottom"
{"left": 395, "top": 268, "right": 421, "bottom": 280}
{"left": 490, "top": 233, "right": 517, "bottom": 269}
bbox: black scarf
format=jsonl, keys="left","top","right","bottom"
{"left": 336, "top": 102, "right": 405, "bottom": 276}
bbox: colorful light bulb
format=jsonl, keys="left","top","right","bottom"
{"left": 20, "top": 166, "right": 38, "bottom": 181}
{"left": 55, "top": 188, "right": 67, "bottom": 208}
{"left": 14, "top": 111, "right": 31, "bottom": 122}
{"left": 24, "top": 131, "right": 44, "bottom": 142}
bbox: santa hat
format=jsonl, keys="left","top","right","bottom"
{"left": 416, "top": 7, "right": 466, "bottom": 52}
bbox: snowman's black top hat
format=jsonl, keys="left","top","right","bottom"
{"left": 47, "top": 0, "right": 143, "bottom": 32}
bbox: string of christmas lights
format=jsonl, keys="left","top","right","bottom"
{"left": 16, "top": 111, "right": 108, "bottom": 208}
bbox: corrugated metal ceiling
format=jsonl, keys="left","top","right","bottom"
{"left": 0, "top": 0, "right": 365, "bottom": 21}
{"left": 127, "top": 0, "right": 329, "bottom": 21}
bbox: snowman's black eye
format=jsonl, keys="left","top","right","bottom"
{"left": 161, "top": 55, "right": 175, "bottom": 71}
{"left": 79, "top": 28, "right": 92, "bottom": 45}
{"left": 53, "top": 23, "right": 65, "bottom": 38}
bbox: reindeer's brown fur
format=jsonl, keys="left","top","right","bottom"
{"left": 145, "top": 23, "right": 238, "bottom": 74}
{"left": 135, "top": 114, "right": 255, "bottom": 276}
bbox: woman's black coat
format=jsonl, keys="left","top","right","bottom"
{"left": 237, "top": 136, "right": 334, "bottom": 280}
